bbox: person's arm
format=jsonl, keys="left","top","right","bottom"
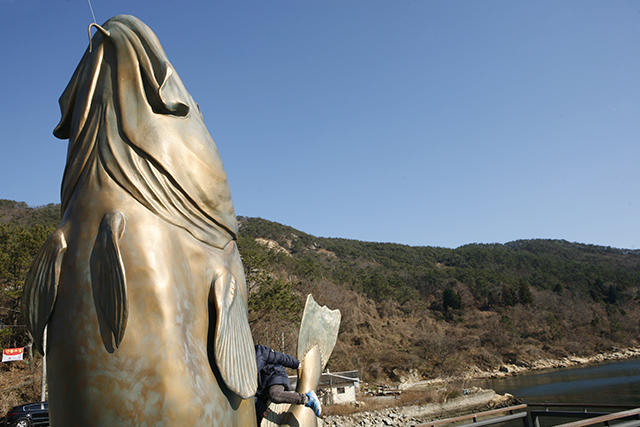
{"left": 266, "top": 347, "right": 300, "bottom": 370}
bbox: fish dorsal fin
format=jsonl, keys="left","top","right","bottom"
{"left": 22, "top": 229, "right": 67, "bottom": 355}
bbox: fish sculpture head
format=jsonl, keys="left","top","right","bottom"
{"left": 54, "top": 14, "right": 237, "bottom": 250}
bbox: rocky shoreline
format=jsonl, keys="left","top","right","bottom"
{"left": 399, "top": 347, "right": 640, "bottom": 389}
{"left": 321, "top": 389, "right": 515, "bottom": 427}
{"left": 320, "top": 347, "right": 640, "bottom": 426}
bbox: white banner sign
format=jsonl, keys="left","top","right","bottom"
{"left": 2, "top": 347, "right": 24, "bottom": 362}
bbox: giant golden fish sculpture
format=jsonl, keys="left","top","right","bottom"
{"left": 22, "top": 14, "right": 259, "bottom": 426}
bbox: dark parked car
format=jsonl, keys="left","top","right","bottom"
{"left": 3, "top": 402, "right": 48, "bottom": 427}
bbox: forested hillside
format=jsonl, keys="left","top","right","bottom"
{"left": 1, "top": 200, "right": 640, "bottom": 391}
{"left": 238, "top": 217, "right": 640, "bottom": 383}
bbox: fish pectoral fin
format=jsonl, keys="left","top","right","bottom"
{"left": 212, "top": 261, "right": 257, "bottom": 399}
{"left": 22, "top": 229, "right": 67, "bottom": 355}
{"left": 93, "top": 211, "right": 128, "bottom": 348}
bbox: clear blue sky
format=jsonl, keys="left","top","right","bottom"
{"left": 1, "top": 1, "right": 639, "bottom": 249}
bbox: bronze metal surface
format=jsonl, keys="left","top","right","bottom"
{"left": 22, "top": 15, "right": 257, "bottom": 426}
{"left": 297, "top": 294, "right": 341, "bottom": 370}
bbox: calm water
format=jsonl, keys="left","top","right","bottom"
{"left": 473, "top": 358, "right": 640, "bottom": 406}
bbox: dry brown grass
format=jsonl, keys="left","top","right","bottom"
{"left": 0, "top": 359, "right": 44, "bottom": 417}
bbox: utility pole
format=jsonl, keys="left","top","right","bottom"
{"left": 27, "top": 341, "right": 33, "bottom": 372}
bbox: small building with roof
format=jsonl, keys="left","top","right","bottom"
{"left": 290, "top": 370, "right": 360, "bottom": 405}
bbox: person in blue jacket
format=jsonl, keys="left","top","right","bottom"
{"left": 254, "top": 344, "right": 321, "bottom": 425}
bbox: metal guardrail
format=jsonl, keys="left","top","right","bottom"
{"left": 529, "top": 404, "right": 639, "bottom": 410}
{"left": 412, "top": 403, "right": 640, "bottom": 427}
{"left": 528, "top": 405, "right": 640, "bottom": 427}
{"left": 413, "top": 404, "right": 530, "bottom": 427}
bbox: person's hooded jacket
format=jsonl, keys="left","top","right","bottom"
{"left": 255, "top": 344, "right": 300, "bottom": 403}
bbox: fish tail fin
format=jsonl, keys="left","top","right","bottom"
{"left": 297, "top": 294, "right": 341, "bottom": 374}
{"left": 93, "top": 210, "right": 128, "bottom": 348}
{"left": 22, "top": 229, "right": 67, "bottom": 355}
